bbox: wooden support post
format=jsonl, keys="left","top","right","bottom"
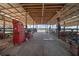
{"left": 64, "top": 21, "right": 65, "bottom": 32}
{"left": 50, "top": 24, "right": 52, "bottom": 32}
{"left": 45, "top": 24, "right": 47, "bottom": 32}
{"left": 46, "top": 24, "right": 48, "bottom": 32}
{"left": 49, "top": 24, "right": 51, "bottom": 32}
{"left": 77, "top": 21, "right": 78, "bottom": 33}
{"left": 57, "top": 17, "right": 61, "bottom": 39}
{"left": 3, "top": 16, "right": 5, "bottom": 40}
{"left": 41, "top": 3, "right": 44, "bottom": 24}
{"left": 50, "top": 24, "right": 52, "bottom": 28}
{"left": 33, "top": 19, "right": 34, "bottom": 29}
{"left": 63, "top": 21, "right": 66, "bottom": 41}
{"left": 50, "top": 24, "right": 52, "bottom": 30}
{"left": 26, "top": 13, "right": 28, "bottom": 29}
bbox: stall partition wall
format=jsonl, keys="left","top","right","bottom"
{"left": 13, "top": 19, "right": 25, "bottom": 45}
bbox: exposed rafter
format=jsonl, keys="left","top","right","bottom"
{"left": 21, "top": 3, "right": 65, "bottom": 24}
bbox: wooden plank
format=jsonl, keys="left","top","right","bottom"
{"left": 0, "top": 3, "right": 12, "bottom": 9}
{"left": 1, "top": 9, "right": 11, "bottom": 14}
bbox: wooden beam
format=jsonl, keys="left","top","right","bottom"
{"left": 21, "top": 3, "right": 42, "bottom": 6}
{"left": 23, "top": 6, "right": 63, "bottom": 9}
{"left": 21, "top": 3, "right": 64, "bottom": 6}
{"left": 24, "top": 8, "right": 61, "bottom": 10}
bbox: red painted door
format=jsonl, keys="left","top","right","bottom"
{"left": 13, "top": 19, "right": 25, "bottom": 45}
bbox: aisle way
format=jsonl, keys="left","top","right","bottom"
{"left": 0, "top": 32, "right": 71, "bottom": 56}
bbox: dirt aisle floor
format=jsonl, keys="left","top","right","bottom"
{"left": 0, "top": 32, "right": 71, "bottom": 56}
